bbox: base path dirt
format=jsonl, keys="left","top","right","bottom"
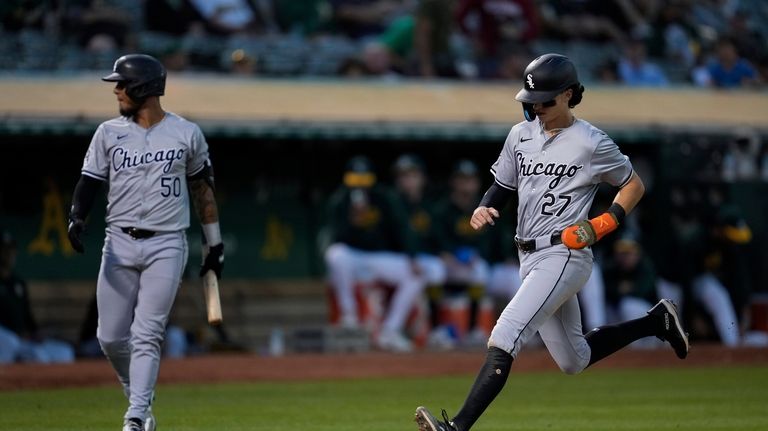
{"left": 1, "top": 344, "right": 766, "bottom": 391}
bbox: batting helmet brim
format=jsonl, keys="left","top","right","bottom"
{"left": 101, "top": 72, "right": 126, "bottom": 82}
{"left": 514, "top": 87, "right": 563, "bottom": 104}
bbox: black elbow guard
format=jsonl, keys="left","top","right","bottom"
{"left": 479, "top": 182, "right": 515, "bottom": 211}
{"left": 188, "top": 161, "right": 215, "bottom": 191}
{"left": 70, "top": 175, "right": 103, "bottom": 220}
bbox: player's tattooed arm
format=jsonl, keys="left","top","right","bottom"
{"left": 189, "top": 178, "right": 219, "bottom": 224}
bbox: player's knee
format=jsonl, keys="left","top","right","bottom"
{"left": 325, "top": 243, "right": 351, "bottom": 267}
{"left": 557, "top": 358, "right": 588, "bottom": 375}
{"left": 131, "top": 322, "right": 167, "bottom": 347}
{"left": 98, "top": 336, "right": 130, "bottom": 356}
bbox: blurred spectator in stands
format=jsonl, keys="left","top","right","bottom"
{"left": 689, "top": 0, "right": 734, "bottom": 39}
{"left": 617, "top": 38, "right": 669, "bottom": 87}
{"left": 647, "top": 2, "right": 696, "bottom": 68}
{"left": 455, "top": 0, "right": 538, "bottom": 78}
{"left": 538, "top": 0, "right": 626, "bottom": 42}
{"left": 144, "top": 0, "right": 203, "bottom": 36}
{"left": 595, "top": 59, "right": 619, "bottom": 83}
{"left": 391, "top": 154, "right": 451, "bottom": 348}
{"left": 227, "top": 48, "right": 258, "bottom": 75}
{"left": 187, "top": 0, "right": 276, "bottom": 36}
{"left": 273, "top": 0, "right": 333, "bottom": 36}
{"left": 323, "top": 156, "right": 423, "bottom": 352}
{"left": 494, "top": 46, "right": 530, "bottom": 80}
{"left": 433, "top": 160, "right": 492, "bottom": 347}
{"left": 414, "top": 0, "right": 458, "bottom": 78}
{"left": 361, "top": 14, "right": 414, "bottom": 76}
{"left": 331, "top": 0, "right": 408, "bottom": 40}
{"left": 0, "top": 229, "right": 75, "bottom": 364}
{"left": 728, "top": 10, "right": 766, "bottom": 65}
{"left": 159, "top": 44, "right": 191, "bottom": 72}
{"left": 721, "top": 128, "right": 760, "bottom": 182}
{"left": 701, "top": 37, "right": 759, "bottom": 88}
{"left": 337, "top": 56, "right": 372, "bottom": 76}
{"left": 0, "top": 0, "right": 60, "bottom": 33}
{"left": 73, "top": 0, "right": 133, "bottom": 52}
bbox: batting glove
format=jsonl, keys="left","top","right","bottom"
{"left": 67, "top": 217, "right": 86, "bottom": 253}
{"left": 201, "top": 243, "right": 224, "bottom": 279}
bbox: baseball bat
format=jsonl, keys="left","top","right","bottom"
{"left": 203, "top": 270, "right": 223, "bottom": 325}
{"left": 202, "top": 244, "right": 223, "bottom": 325}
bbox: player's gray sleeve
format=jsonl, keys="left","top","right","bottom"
{"left": 490, "top": 130, "right": 518, "bottom": 190}
{"left": 590, "top": 135, "right": 633, "bottom": 187}
{"left": 81, "top": 125, "right": 109, "bottom": 181}
{"left": 187, "top": 125, "right": 210, "bottom": 176}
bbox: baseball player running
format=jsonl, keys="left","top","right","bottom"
{"left": 67, "top": 54, "right": 224, "bottom": 431}
{"left": 414, "top": 53, "right": 689, "bottom": 431}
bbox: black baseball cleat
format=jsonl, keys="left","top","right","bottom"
{"left": 415, "top": 406, "right": 458, "bottom": 431}
{"left": 648, "top": 299, "right": 689, "bottom": 359}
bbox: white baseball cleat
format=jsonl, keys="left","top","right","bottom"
{"left": 144, "top": 391, "right": 156, "bottom": 431}
{"left": 144, "top": 409, "right": 156, "bottom": 431}
{"left": 427, "top": 326, "right": 457, "bottom": 351}
{"left": 377, "top": 329, "right": 414, "bottom": 353}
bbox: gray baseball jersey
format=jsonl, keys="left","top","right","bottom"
{"left": 81, "top": 112, "right": 210, "bottom": 232}
{"left": 490, "top": 118, "right": 633, "bottom": 239}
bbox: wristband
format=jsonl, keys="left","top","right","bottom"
{"left": 607, "top": 203, "right": 626, "bottom": 225}
{"left": 203, "top": 222, "right": 222, "bottom": 246}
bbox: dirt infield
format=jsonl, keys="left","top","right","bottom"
{"left": 1, "top": 344, "right": 766, "bottom": 391}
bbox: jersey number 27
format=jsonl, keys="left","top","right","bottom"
{"left": 541, "top": 193, "right": 571, "bottom": 216}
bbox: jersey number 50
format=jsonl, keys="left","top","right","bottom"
{"left": 541, "top": 193, "right": 571, "bottom": 216}
{"left": 161, "top": 176, "right": 182, "bottom": 197}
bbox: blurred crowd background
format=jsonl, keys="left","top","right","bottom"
{"left": 1, "top": 0, "right": 767, "bottom": 364}
{"left": 0, "top": 0, "right": 766, "bottom": 86}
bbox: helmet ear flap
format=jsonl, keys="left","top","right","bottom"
{"left": 522, "top": 103, "right": 536, "bottom": 121}
{"left": 125, "top": 76, "right": 166, "bottom": 104}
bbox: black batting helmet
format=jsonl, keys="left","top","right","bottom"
{"left": 515, "top": 53, "right": 584, "bottom": 121}
{"left": 102, "top": 54, "right": 166, "bottom": 102}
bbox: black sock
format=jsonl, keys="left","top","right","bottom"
{"left": 428, "top": 300, "right": 441, "bottom": 328}
{"left": 427, "top": 286, "right": 443, "bottom": 328}
{"left": 467, "top": 284, "right": 484, "bottom": 332}
{"left": 468, "top": 299, "right": 479, "bottom": 331}
{"left": 586, "top": 314, "right": 661, "bottom": 366}
{"left": 452, "top": 347, "right": 513, "bottom": 431}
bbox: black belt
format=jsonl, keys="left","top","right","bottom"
{"left": 121, "top": 227, "right": 156, "bottom": 239}
{"left": 515, "top": 233, "right": 562, "bottom": 253}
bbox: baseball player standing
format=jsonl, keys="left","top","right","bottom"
{"left": 415, "top": 53, "right": 689, "bottom": 431}
{"left": 67, "top": 54, "right": 224, "bottom": 431}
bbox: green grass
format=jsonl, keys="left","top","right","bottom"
{"left": 1, "top": 366, "right": 767, "bottom": 430}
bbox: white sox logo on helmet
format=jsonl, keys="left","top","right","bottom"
{"left": 527, "top": 74, "right": 534, "bottom": 88}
